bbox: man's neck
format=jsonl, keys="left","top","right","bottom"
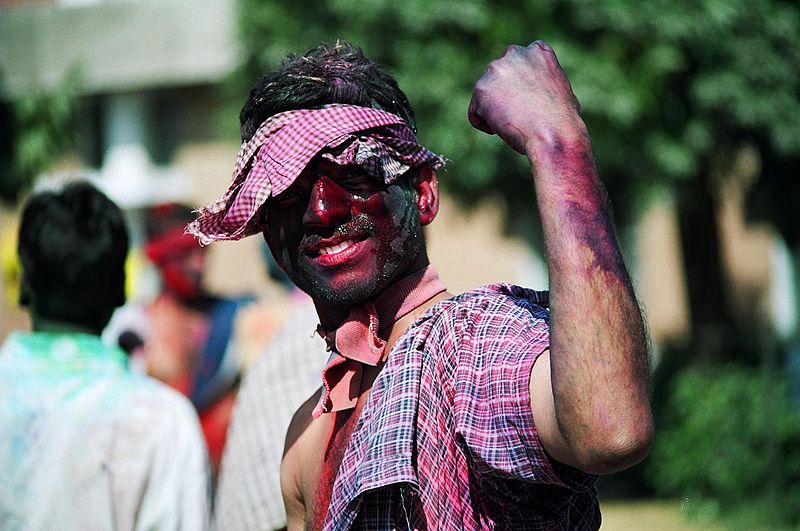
{"left": 310, "top": 264, "right": 452, "bottom": 419}
{"left": 314, "top": 264, "right": 452, "bottom": 346}
{"left": 32, "top": 315, "right": 101, "bottom": 336}
{"left": 312, "top": 302, "right": 350, "bottom": 334}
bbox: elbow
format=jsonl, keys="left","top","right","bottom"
{"left": 572, "top": 416, "right": 654, "bottom": 475}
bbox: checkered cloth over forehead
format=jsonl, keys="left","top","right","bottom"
{"left": 187, "top": 104, "right": 445, "bottom": 245}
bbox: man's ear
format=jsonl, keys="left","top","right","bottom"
{"left": 414, "top": 166, "right": 440, "bottom": 226}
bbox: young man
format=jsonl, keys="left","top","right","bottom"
{"left": 0, "top": 182, "right": 210, "bottom": 529}
{"left": 190, "top": 41, "right": 653, "bottom": 529}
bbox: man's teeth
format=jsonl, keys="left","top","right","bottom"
{"left": 319, "top": 240, "right": 355, "bottom": 255}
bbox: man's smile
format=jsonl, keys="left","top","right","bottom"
{"left": 302, "top": 215, "right": 374, "bottom": 255}
{"left": 300, "top": 220, "right": 373, "bottom": 267}
{"left": 316, "top": 239, "right": 357, "bottom": 257}
{"left": 310, "top": 238, "right": 371, "bottom": 267}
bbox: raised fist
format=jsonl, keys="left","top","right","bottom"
{"left": 468, "top": 41, "right": 586, "bottom": 155}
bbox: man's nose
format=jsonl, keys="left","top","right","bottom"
{"left": 302, "top": 176, "right": 350, "bottom": 229}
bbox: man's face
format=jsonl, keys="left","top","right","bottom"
{"left": 160, "top": 246, "right": 206, "bottom": 300}
{"left": 262, "top": 159, "right": 425, "bottom": 307}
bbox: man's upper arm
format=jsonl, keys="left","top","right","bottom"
{"left": 279, "top": 448, "right": 305, "bottom": 531}
{"left": 529, "top": 350, "right": 584, "bottom": 470}
{"left": 449, "top": 293, "right": 592, "bottom": 486}
{"left": 280, "top": 389, "right": 321, "bottom": 531}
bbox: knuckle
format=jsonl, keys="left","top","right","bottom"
{"left": 529, "top": 40, "right": 555, "bottom": 61}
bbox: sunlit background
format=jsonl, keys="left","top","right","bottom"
{"left": 1, "top": 0, "right": 799, "bottom": 528}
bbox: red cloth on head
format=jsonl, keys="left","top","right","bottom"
{"left": 144, "top": 226, "right": 199, "bottom": 265}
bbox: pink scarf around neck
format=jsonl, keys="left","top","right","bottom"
{"left": 313, "top": 265, "right": 446, "bottom": 418}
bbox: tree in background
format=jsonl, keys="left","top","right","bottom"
{"left": 563, "top": 0, "right": 800, "bottom": 365}
{"left": 0, "top": 70, "right": 80, "bottom": 204}
{"left": 232, "top": 0, "right": 800, "bottom": 366}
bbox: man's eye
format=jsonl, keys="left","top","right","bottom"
{"left": 338, "top": 171, "right": 378, "bottom": 191}
{"left": 276, "top": 190, "right": 305, "bottom": 205}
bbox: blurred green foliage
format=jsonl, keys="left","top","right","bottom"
{"left": 0, "top": 69, "right": 80, "bottom": 204}
{"left": 648, "top": 364, "right": 800, "bottom": 527}
{"left": 233, "top": 0, "right": 800, "bottom": 231}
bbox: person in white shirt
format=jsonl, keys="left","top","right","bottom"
{"left": 0, "top": 181, "right": 211, "bottom": 531}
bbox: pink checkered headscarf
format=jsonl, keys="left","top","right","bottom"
{"left": 187, "top": 104, "right": 445, "bottom": 245}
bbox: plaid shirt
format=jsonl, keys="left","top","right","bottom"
{"left": 324, "top": 284, "right": 600, "bottom": 530}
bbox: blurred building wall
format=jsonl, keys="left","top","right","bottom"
{"left": 1, "top": 0, "right": 239, "bottom": 210}
{"left": 633, "top": 193, "right": 691, "bottom": 350}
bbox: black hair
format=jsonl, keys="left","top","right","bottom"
{"left": 240, "top": 41, "right": 416, "bottom": 142}
{"left": 17, "top": 181, "right": 129, "bottom": 332}
{"left": 145, "top": 202, "right": 196, "bottom": 241}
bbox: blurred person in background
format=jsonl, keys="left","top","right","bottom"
{"left": 213, "top": 244, "right": 324, "bottom": 531}
{"left": 0, "top": 182, "right": 210, "bottom": 530}
{"left": 190, "top": 40, "right": 653, "bottom": 529}
{"left": 105, "top": 202, "right": 253, "bottom": 475}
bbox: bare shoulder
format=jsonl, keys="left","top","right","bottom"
{"left": 281, "top": 387, "right": 328, "bottom": 530}
{"left": 283, "top": 387, "right": 323, "bottom": 459}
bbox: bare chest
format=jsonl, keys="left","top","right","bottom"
{"left": 289, "top": 364, "right": 382, "bottom": 527}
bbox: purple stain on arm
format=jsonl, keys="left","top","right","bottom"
{"left": 563, "top": 199, "right": 628, "bottom": 280}
{"left": 548, "top": 146, "right": 634, "bottom": 291}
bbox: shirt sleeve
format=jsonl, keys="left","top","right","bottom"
{"left": 133, "top": 387, "right": 212, "bottom": 531}
{"left": 451, "top": 287, "right": 597, "bottom": 492}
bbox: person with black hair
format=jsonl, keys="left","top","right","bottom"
{"left": 237, "top": 41, "right": 418, "bottom": 142}
{"left": 0, "top": 182, "right": 210, "bottom": 530}
{"left": 191, "top": 41, "right": 653, "bottom": 529}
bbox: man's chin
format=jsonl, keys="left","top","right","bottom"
{"left": 298, "top": 271, "right": 384, "bottom": 309}
{"left": 296, "top": 253, "right": 418, "bottom": 308}
{"left": 304, "top": 283, "right": 376, "bottom": 308}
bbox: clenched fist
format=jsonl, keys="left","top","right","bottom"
{"left": 468, "top": 41, "right": 587, "bottom": 156}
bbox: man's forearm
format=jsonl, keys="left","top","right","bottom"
{"left": 529, "top": 130, "right": 653, "bottom": 473}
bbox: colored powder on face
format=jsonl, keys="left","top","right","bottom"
{"left": 269, "top": 170, "right": 424, "bottom": 307}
